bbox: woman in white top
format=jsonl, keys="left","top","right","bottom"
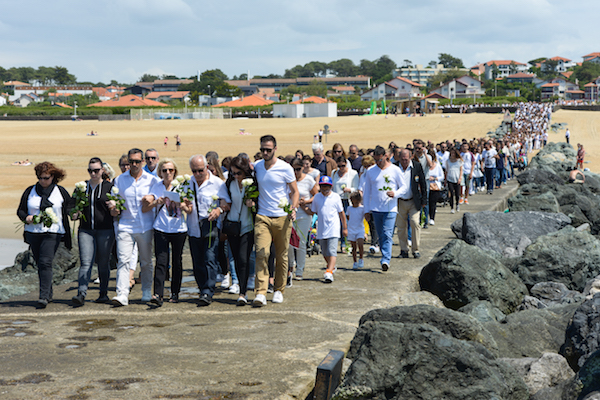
{"left": 332, "top": 155, "right": 358, "bottom": 252}
{"left": 302, "top": 155, "right": 320, "bottom": 182}
{"left": 427, "top": 150, "right": 444, "bottom": 225}
{"left": 143, "top": 158, "right": 188, "bottom": 306}
{"left": 223, "top": 156, "right": 257, "bottom": 305}
{"left": 444, "top": 148, "right": 464, "bottom": 214}
{"left": 17, "top": 162, "right": 74, "bottom": 308}
{"left": 289, "top": 157, "right": 318, "bottom": 280}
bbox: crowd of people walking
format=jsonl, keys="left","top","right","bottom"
{"left": 17, "top": 103, "right": 554, "bottom": 309}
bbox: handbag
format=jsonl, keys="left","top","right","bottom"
{"left": 199, "top": 218, "right": 218, "bottom": 240}
{"left": 222, "top": 219, "right": 241, "bottom": 237}
{"left": 429, "top": 182, "right": 440, "bottom": 191}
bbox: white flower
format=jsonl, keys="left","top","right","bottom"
{"left": 211, "top": 194, "right": 219, "bottom": 201}
{"left": 278, "top": 198, "right": 289, "bottom": 209}
{"left": 341, "top": 184, "right": 347, "bottom": 190}
{"left": 171, "top": 180, "right": 179, "bottom": 188}
{"left": 111, "top": 187, "right": 119, "bottom": 195}
{"left": 242, "top": 178, "right": 253, "bottom": 187}
{"left": 183, "top": 174, "right": 191, "bottom": 182}
{"left": 176, "top": 175, "right": 185, "bottom": 184}
{"left": 75, "top": 181, "right": 86, "bottom": 190}
{"left": 383, "top": 174, "right": 390, "bottom": 180}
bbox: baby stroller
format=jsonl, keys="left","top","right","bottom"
{"left": 306, "top": 214, "right": 320, "bottom": 257}
{"left": 436, "top": 183, "right": 449, "bottom": 208}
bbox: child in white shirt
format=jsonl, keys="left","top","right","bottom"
{"left": 346, "top": 191, "right": 365, "bottom": 269}
{"left": 310, "top": 176, "right": 347, "bottom": 283}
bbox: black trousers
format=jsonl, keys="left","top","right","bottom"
{"left": 154, "top": 230, "right": 187, "bottom": 298}
{"left": 25, "top": 232, "right": 61, "bottom": 301}
{"left": 428, "top": 190, "right": 442, "bottom": 221}
{"left": 227, "top": 231, "right": 254, "bottom": 295}
{"left": 447, "top": 181, "right": 461, "bottom": 209}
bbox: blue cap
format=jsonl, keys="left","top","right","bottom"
{"left": 319, "top": 175, "right": 333, "bottom": 186}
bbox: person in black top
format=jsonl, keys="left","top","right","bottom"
{"left": 71, "top": 157, "right": 115, "bottom": 306}
{"left": 17, "top": 162, "right": 74, "bottom": 308}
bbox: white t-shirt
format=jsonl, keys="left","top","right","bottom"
{"left": 226, "top": 180, "right": 254, "bottom": 236}
{"left": 482, "top": 148, "right": 498, "bottom": 168}
{"left": 296, "top": 174, "right": 316, "bottom": 219}
{"left": 149, "top": 181, "right": 188, "bottom": 234}
{"left": 311, "top": 192, "right": 344, "bottom": 240}
{"left": 113, "top": 170, "right": 161, "bottom": 234}
{"left": 460, "top": 152, "right": 474, "bottom": 175}
{"left": 362, "top": 164, "right": 405, "bottom": 213}
{"left": 445, "top": 159, "right": 463, "bottom": 184}
{"left": 186, "top": 173, "right": 230, "bottom": 238}
{"left": 255, "top": 159, "right": 296, "bottom": 218}
{"left": 347, "top": 205, "right": 365, "bottom": 238}
{"left": 24, "top": 186, "right": 65, "bottom": 234}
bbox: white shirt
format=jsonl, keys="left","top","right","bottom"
{"left": 331, "top": 169, "right": 359, "bottom": 200}
{"left": 347, "top": 205, "right": 365, "bottom": 238}
{"left": 186, "top": 173, "right": 230, "bottom": 238}
{"left": 482, "top": 148, "right": 498, "bottom": 169}
{"left": 437, "top": 151, "right": 449, "bottom": 168}
{"left": 296, "top": 175, "right": 316, "bottom": 219}
{"left": 397, "top": 161, "right": 414, "bottom": 200}
{"left": 226, "top": 180, "right": 254, "bottom": 236}
{"left": 362, "top": 163, "right": 405, "bottom": 213}
{"left": 429, "top": 162, "right": 444, "bottom": 189}
{"left": 445, "top": 159, "right": 463, "bottom": 184}
{"left": 113, "top": 170, "right": 161, "bottom": 234}
{"left": 24, "top": 186, "right": 65, "bottom": 234}
{"left": 311, "top": 192, "right": 344, "bottom": 240}
{"left": 254, "top": 159, "right": 296, "bottom": 218}
{"left": 149, "top": 181, "right": 188, "bottom": 234}
{"left": 460, "top": 152, "right": 474, "bottom": 175}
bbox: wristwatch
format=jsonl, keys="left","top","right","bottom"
{"left": 217, "top": 207, "right": 223, "bottom": 214}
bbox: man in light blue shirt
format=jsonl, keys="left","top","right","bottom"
{"left": 143, "top": 148, "right": 159, "bottom": 176}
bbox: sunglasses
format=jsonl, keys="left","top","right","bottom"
{"left": 191, "top": 168, "right": 205, "bottom": 174}
{"left": 38, "top": 176, "right": 52, "bottom": 181}
{"left": 333, "top": 150, "right": 342, "bottom": 153}
{"left": 232, "top": 171, "right": 243, "bottom": 176}
{"left": 146, "top": 156, "right": 157, "bottom": 160}
{"left": 162, "top": 168, "right": 174, "bottom": 173}
{"left": 293, "top": 167, "right": 302, "bottom": 171}
{"left": 260, "top": 148, "right": 274, "bottom": 153}
{"left": 119, "top": 164, "right": 129, "bottom": 168}
{"left": 88, "top": 168, "right": 102, "bottom": 174}
{"left": 128, "top": 159, "right": 142, "bottom": 164}
{"left": 337, "top": 164, "right": 346, "bottom": 168}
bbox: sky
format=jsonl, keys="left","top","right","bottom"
{"left": 1, "top": 0, "right": 599, "bottom": 85}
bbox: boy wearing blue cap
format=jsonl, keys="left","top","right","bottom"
{"left": 309, "top": 175, "right": 347, "bottom": 283}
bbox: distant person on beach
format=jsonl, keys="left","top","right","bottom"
{"left": 175, "top": 135, "right": 181, "bottom": 151}
{"left": 143, "top": 149, "right": 159, "bottom": 176}
{"left": 109, "top": 148, "right": 160, "bottom": 306}
{"left": 17, "top": 162, "right": 74, "bottom": 309}
{"left": 318, "top": 129, "right": 324, "bottom": 143}
{"left": 565, "top": 128, "right": 571, "bottom": 144}
{"left": 71, "top": 157, "right": 115, "bottom": 306}
{"left": 164, "top": 136, "right": 168, "bottom": 148}
{"left": 577, "top": 143, "right": 585, "bottom": 169}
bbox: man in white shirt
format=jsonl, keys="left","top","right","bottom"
{"left": 482, "top": 141, "right": 499, "bottom": 194}
{"left": 436, "top": 143, "right": 449, "bottom": 169}
{"left": 253, "top": 135, "right": 299, "bottom": 307}
{"left": 363, "top": 146, "right": 405, "bottom": 271}
{"left": 110, "top": 148, "right": 161, "bottom": 306}
{"left": 143, "top": 148, "right": 159, "bottom": 176}
{"left": 186, "top": 154, "right": 230, "bottom": 306}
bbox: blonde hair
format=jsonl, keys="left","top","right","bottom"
{"left": 157, "top": 158, "right": 178, "bottom": 179}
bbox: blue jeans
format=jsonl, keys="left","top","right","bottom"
{"left": 25, "top": 232, "right": 61, "bottom": 301}
{"left": 189, "top": 235, "right": 219, "bottom": 298}
{"left": 371, "top": 211, "right": 397, "bottom": 265}
{"left": 78, "top": 228, "right": 115, "bottom": 297}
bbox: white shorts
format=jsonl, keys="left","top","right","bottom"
{"left": 348, "top": 231, "right": 365, "bottom": 242}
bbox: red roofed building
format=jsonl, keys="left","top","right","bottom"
{"left": 483, "top": 60, "right": 528, "bottom": 80}
{"left": 360, "top": 77, "right": 422, "bottom": 101}
{"left": 145, "top": 91, "right": 191, "bottom": 103}
{"left": 291, "top": 96, "right": 328, "bottom": 104}
{"left": 541, "top": 56, "right": 575, "bottom": 73}
{"left": 212, "top": 94, "right": 273, "bottom": 108}
{"left": 583, "top": 52, "right": 600, "bottom": 64}
{"left": 87, "top": 94, "right": 168, "bottom": 107}
{"left": 431, "top": 75, "right": 485, "bottom": 99}
{"left": 584, "top": 77, "right": 600, "bottom": 101}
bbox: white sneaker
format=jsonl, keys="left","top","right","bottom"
{"left": 228, "top": 283, "right": 240, "bottom": 294}
{"left": 141, "top": 290, "right": 152, "bottom": 302}
{"left": 352, "top": 261, "right": 359, "bottom": 270}
{"left": 324, "top": 272, "right": 334, "bottom": 283}
{"left": 456, "top": 205, "right": 460, "bottom": 212}
{"left": 408, "top": 240, "right": 412, "bottom": 247}
{"left": 272, "top": 290, "right": 284, "bottom": 303}
{"left": 358, "top": 259, "right": 364, "bottom": 268}
{"left": 373, "top": 245, "right": 380, "bottom": 253}
{"left": 216, "top": 273, "right": 224, "bottom": 283}
{"left": 247, "top": 276, "right": 255, "bottom": 290}
{"left": 112, "top": 294, "right": 128, "bottom": 307}
{"left": 451, "top": 209, "right": 456, "bottom": 214}
{"left": 93, "top": 277, "right": 100, "bottom": 284}
{"left": 429, "top": 219, "right": 435, "bottom": 226}
{"left": 221, "top": 273, "right": 230, "bottom": 289}
{"left": 253, "top": 294, "right": 266, "bottom": 307}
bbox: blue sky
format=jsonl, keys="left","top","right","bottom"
{"left": 1, "top": 0, "right": 598, "bottom": 84}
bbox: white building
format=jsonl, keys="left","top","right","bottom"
{"left": 483, "top": 60, "right": 528, "bottom": 80}
{"left": 9, "top": 85, "right": 93, "bottom": 102}
{"left": 360, "top": 78, "right": 422, "bottom": 101}
{"left": 393, "top": 64, "right": 470, "bottom": 87}
{"left": 273, "top": 103, "right": 337, "bottom": 118}
{"left": 431, "top": 76, "right": 485, "bottom": 99}
{"left": 541, "top": 57, "right": 576, "bottom": 73}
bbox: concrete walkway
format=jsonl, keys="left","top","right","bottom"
{"left": 0, "top": 179, "right": 518, "bottom": 400}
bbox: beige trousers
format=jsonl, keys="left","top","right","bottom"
{"left": 396, "top": 199, "right": 421, "bottom": 253}
{"left": 254, "top": 214, "right": 291, "bottom": 295}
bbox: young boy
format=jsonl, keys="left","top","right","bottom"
{"left": 347, "top": 191, "right": 365, "bottom": 269}
{"left": 310, "top": 175, "right": 347, "bottom": 283}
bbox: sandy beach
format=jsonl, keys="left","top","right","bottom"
{"left": 1, "top": 109, "right": 596, "bottom": 244}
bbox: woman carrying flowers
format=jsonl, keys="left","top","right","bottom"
{"left": 16, "top": 161, "right": 75, "bottom": 309}
{"left": 70, "top": 157, "right": 115, "bottom": 306}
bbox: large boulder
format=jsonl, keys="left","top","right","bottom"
{"left": 0, "top": 244, "right": 79, "bottom": 301}
{"left": 509, "top": 226, "right": 600, "bottom": 292}
{"left": 419, "top": 240, "right": 528, "bottom": 313}
{"left": 500, "top": 353, "right": 575, "bottom": 396}
{"left": 351, "top": 305, "right": 498, "bottom": 357}
{"left": 528, "top": 142, "right": 577, "bottom": 174}
{"left": 335, "top": 321, "right": 529, "bottom": 400}
{"left": 508, "top": 191, "right": 561, "bottom": 213}
{"left": 450, "top": 211, "right": 571, "bottom": 258}
{"left": 459, "top": 300, "right": 506, "bottom": 324}
{"left": 561, "top": 294, "right": 600, "bottom": 371}
{"left": 517, "top": 168, "right": 565, "bottom": 186}
{"left": 530, "top": 282, "right": 585, "bottom": 307}
{"left": 483, "top": 304, "right": 579, "bottom": 359}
